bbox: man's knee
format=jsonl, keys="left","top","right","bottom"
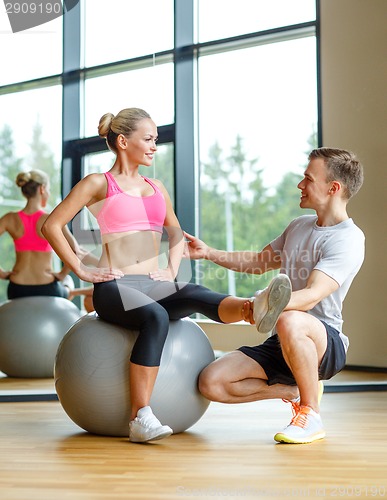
{"left": 198, "top": 363, "right": 227, "bottom": 402}
{"left": 277, "top": 310, "right": 299, "bottom": 328}
{"left": 276, "top": 310, "right": 303, "bottom": 341}
{"left": 277, "top": 310, "right": 326, "bottom": 345}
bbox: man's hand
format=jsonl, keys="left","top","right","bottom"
{"left": 183, "top": 231, "right": 210, "bottom": 260}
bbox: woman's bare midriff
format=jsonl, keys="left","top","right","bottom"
{"left": 98, "top": 230, "right": 162, "bottom": 275}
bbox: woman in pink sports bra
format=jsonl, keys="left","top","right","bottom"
{"left": 42, "top": 107, "right": 265, "bottom": 444}
{"left": 0, "top": 169, "right": 94, "bottom": 311}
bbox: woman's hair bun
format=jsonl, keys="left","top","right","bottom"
{"left": 98, "top": 112, "right": 115, "bottom": 138}
{"left": 15, "top": 171, "right": 31, "bottom": 187}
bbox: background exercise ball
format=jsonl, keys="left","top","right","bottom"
{"left": 0, "top": 297, "right": 82, "bottom": 378}
{"left": 55, "top": 314, "right": 215, "bottom": 437}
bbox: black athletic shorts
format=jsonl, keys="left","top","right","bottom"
{"left": 238, "top": 321, "right": 346, "bottom": 386}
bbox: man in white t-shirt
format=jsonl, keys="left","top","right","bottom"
{"left": 184, "top": 147, "right": 365, "bottom": 444}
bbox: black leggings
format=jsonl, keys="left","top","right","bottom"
{"left": 93, "top": 275, "right": 229, "bottom": 367}
{"left": 7, "top": 280, "right": 69, "bottom": 299}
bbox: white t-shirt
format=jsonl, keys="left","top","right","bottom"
{"left": 270, "top": 215, "right": 365, "bottom": 350}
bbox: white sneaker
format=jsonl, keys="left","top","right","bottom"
{"left": 129, "top": 406, "right": 173, "bottom": 443}
{"left": 274, "top": 406, "right": 326, "bottom": 444}
{"left": 252, "top": 274, "right": 292, "bottom": 334}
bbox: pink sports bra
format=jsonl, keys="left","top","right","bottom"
{"left": 96, "top": 172, "right": 166, "bottom": 235}
{"left": 14, "top": 210, "right": 52, "bottom": 253}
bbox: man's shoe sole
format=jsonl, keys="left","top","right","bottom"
{"left": 274, "top": 430, "right": 326, "bottom": 444}
{"left": 256, "top": 274, "right": 291, "bottom": 333}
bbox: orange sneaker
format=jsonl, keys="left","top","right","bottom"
{"left": 274, "top": 405, "right": 326, "bottom": 444}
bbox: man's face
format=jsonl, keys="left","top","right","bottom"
{"left": 297, "top": 158, "right": 332, "bottom": 210}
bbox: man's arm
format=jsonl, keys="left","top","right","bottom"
{"left": 183, "top": 231, "right": 281, "bottom": 275}
{"left": 286, "top": 269, "right": 339, "bottom": 312}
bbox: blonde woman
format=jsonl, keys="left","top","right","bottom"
{"left": 0, "top": 169, "right": 94, "bottom": 311}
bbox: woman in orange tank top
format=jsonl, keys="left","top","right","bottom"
{"left": 0, "top": 169, "right": 94, "bottom": 311}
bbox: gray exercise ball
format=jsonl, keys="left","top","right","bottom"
{"left": 54, "top": 314, "right": 215, "bottom": 436}
{"left": 0, "top": 296, "right": 82, "bottom": 378}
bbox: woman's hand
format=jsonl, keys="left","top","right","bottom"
{"left": 77, "top": 266, "right": 124, "bottom": 284}
{"left": 149, "top": 268, "right": 175, "bottom": 282}
{"left": 242, "top": 298, "right": 255, "bottom": 325}
{"left": 0, "top": 268, "right": 12, "bottom": 280}
{"left": 52, "top": 270, "right": 68, "bottom": 282}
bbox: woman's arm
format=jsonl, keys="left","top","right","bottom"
{"left": 0, "top": 213, "right": 15, "bottom": 279}
{"left": 42, "top": 175, "right": 123, "bottom": 283}
{"left": 52, "top": 225, "right": 100, "bottom": 281}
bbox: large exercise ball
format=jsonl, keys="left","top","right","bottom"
{"left": 0, "top": 297, "right": 82, "bottom": 378}
{"left": 55, "top": 314, "right": 215, "bottom": 436}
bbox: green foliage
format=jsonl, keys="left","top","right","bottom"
{"left": 28, "top": 119, "right": 61, "bottom": 208}
{"left": 0, "top": 125, "right": 23, "bottom": 203}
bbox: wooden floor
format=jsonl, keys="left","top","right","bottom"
{"left": 0, "top": 387, "right": 386, "bottom": 499}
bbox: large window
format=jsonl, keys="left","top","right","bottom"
{"left": 0, "top": 87, "right": 62, "bottom": 176}
{"left": 197, "top": 36, "right": 318, "bottom": 296}
{"left": 0, "top": 16, "right": 62, "bottom": 85}
{"left": 83, "top": 0, "right": 174, "bottom": 67}
{"left": 83, "top": 63, "right": 174, "bottom": 138}
{"left": 0, "top": 0, "right": 319, "bottom": 304}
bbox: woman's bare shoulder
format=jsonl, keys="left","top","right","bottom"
{"left": 0, "top": 211, "right": 21, "bottom": 224}
{"left": 82, "top": 172, "right": 107, "bottom": 185}
{"left": 72, "top": 172, "right": 107, "bottom": 194}
{"left": 149, "top": 177, "right": 168, "bottom": 192}
{"left": 0, "top": 211, "right": 23, "bottom": 234}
